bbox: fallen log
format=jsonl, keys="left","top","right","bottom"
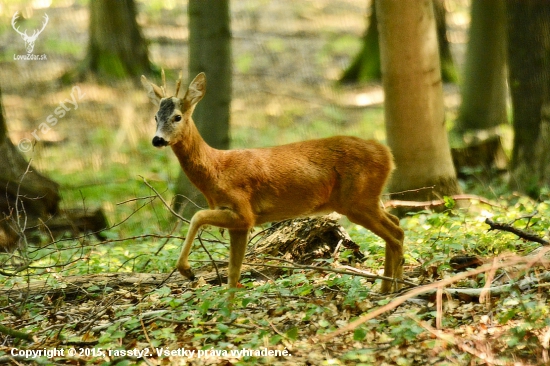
{"left": 0, "top": 272, "right": 186, "bottom": 299}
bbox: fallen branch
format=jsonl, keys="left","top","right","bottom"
{"left": 420, "top": 271, "right": 550, "bottom": 297}
{"left": 409, "top": 313, "right": 509, "bottom": 366}
{"left": 0, "top": 272, "right": 184, "bottom": 298}
{"left": 319, "top": 247, "right": 550, "bottom": 342}
{"left": 0, "top": 355, "right": 44, "bottom": 365}
{"left": 233, "top": 257, "right": 417, "bottom": 287}
{"left": 154, "top": 317, "right": 256, "bottom": 330}
{"left": 485, "top": 218, "right": 549, "bottom": 245}
{"left": 91, "top": 310, "right": 169, "bottom": 332}
{"left": 0, "top": 323, "right": 34, "bottom": 342}
{"left": 385, "top": 194, "right": 500, "bottom": 209}
{"left": 183, "top": 257, "right": 417, "bottom": 288}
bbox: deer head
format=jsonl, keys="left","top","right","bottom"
{"left": 141, "top": 71, "right": 205, "bottom": 148}
{"left": 11, "top": 12, "right": 49, "bottom": 54}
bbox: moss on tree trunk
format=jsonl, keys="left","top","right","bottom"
{"left": 65, "top": 0, "right": 152, "bottom": 82}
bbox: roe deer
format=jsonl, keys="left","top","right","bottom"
{"left": 141, "top": 72, "right": 404, "bottom": 293}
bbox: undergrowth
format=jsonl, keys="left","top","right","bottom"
{"left": 1, "top": 192, "right": 549, "bottom": 365}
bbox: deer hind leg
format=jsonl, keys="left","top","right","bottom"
{"left": 385, "top": 211, "right": 401, "bottom": 226}
{"left": 344, "top": 204, "right": 404, "bottom": 293}
{"left": 176, "top": 208, "right": 253, "bottom": 280}
{"left": 227, "top": 229, "right": 249, "bottom": 300}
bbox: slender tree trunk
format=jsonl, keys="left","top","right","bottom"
{"left": 173, "top": 0, "right": 232, "bottom": 217}
{"left": 433, "top": 0, "right": 458, "bottom": 83}
{"left": 507, "top": 0, "right": 550, "bottom": 196}
{"left": 340, "top": 4, "right": 380, "bottom": 83}
{"left": 341, "top": 0, "right": 457, "bottom": 84}
{"left": 456, "top": 0, "right": 508, "bottom": 131}
{"left": 79, "top": 0, "right": 151, "bottom": 79}
{"left": 377, "top": 0, "right": 461, "bottom": 202}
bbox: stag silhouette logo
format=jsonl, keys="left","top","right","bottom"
{"left": 11, "top": 11, "right": 49, "bottom": 54}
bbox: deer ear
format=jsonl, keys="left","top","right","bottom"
{"left": 141, "top": 75, "right": 163, "bottom": 106}
{"left": 185, "top": 72, "right": 206, "bottom": 105}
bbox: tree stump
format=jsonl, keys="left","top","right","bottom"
{"left": 252, "top": 213, "right": 363, "bottom": 265}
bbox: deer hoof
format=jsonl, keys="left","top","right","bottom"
{"left": 178, "top": 267, "right": 196, "bottom": 281}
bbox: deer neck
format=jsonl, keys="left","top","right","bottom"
{"left": 170, "top": 119, "right": 220, "bottom": 193}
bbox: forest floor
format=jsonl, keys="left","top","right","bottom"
{"left": 1, "top": 0, "right": 550, "bottom": 365}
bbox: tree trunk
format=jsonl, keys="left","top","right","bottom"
{"left": 433, "top": 0, "right": 458, "bottom": 83}
{"left": 80, "top": 0, "right": 151, "bottom": 79}
{"left": 507, "top": 0, "right": 550, "bottom": 197}
{"left": 0, "top": 87, "right": 60, "bottom": 250}
{"left": 376, "top": 0, "right": 461, "bottom": 202}
{"left": 456, "top": 0, "right": 508, "bottom": 132}
{"left": 173, "top": 0, "right": 232, "bottom": 217}
{"left": 341, "top": 0, "right": 457, "bottom": 84}
{"left": 339, "top": 4, "right": 381, "bottom": 83}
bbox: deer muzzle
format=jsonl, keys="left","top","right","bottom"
{"left": 152, "top": 136, "right": 169, "bottom": 147}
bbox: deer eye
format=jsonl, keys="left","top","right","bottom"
{"left": 174, "top": 115, "right": 182, "bottom": 122}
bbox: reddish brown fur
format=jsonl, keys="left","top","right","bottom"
{"left": 142, "top": 72, "right": 404, "bottom": 294}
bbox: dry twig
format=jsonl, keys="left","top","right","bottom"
{"left": 385, "top": 194, "right": 500, "bottom": 209}
{"left": 319, "top": 248, "right": 550, "bottom": 342}
{"left": 196, "top": 257, "right": 417, "bottom": 287}
{"left": 485, "top": 218, "right": 549, "bottom": 245}
{"left": 408, "top": 313, "right": 509, "bottom": 365}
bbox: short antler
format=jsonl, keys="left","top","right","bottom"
{"left": 142, "top": 69, "right": 184, "bottom": 101}
{"left": 161, "top": 69, "right": 167, "bottom": 97}
{"left": 175, "top": 70, "right": 183, "bottom": 97}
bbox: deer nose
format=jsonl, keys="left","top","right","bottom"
{"left": 152, "top": 136, "right": 168, "bottom": 147}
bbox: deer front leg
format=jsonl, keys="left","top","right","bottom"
{"left": 176, "top": 208, "right": 253, "bottom": 280}
{"left": 176, "top": 215, "right": 202, "bottom": 280}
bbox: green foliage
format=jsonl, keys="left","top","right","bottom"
{"left": 2, "top": 1, "right": 549, "bottom": 364}
{"left": 325, "top": 274, "right": 370, "bottom": 306}
{"left": 1, "top": 197, "right": 549, "bottom": 363}
{"left": 2, "top": 100, "right": 548, "bottom": 363}
{"left": 318, "top": 33, "right": 362, "bottom": 67}
{"left": 44, "top": 38, "right": 82, "bottom": 57}
{"left": 387, "top": 317, "right": 425, "bottom": 345}
{"left": 497, "top": 292, "right": 549, "bottom": 351}
{"left": 342, "top": 348, "right": 377, "bottom": 364}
